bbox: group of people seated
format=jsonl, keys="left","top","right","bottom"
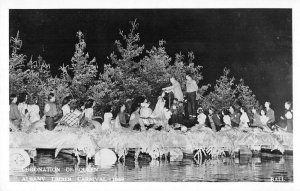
{"left": 114, "top": 90, "right": 172, "bottom": 131}
{"left": 9, "top": 92, "right": 100, "bottom": 132}
{"left": 9, "top": 89, "right": 293, "bottom": 134}
{"left": 194, "top": 101, "right": 293, "bottom": 133}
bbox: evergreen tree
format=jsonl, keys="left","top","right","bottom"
{"left": 69, "top": 30, "right": 97, "bottom": 101}
{"left": 9, "top": 21, "right": 260, "bottom": 118}
{"left": 204, "top": 68, "right": 237, "bottom": 112}
{"left": 9, "top": 31, "right": 27, "bottom": 94}
{"left": 236, "top": 78, "right": 260, "bottom": 114}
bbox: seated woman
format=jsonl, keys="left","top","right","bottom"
{"left": 229, "top": 106, "right": 240, "bottom": 127}
{"left": 101, "top": 105, "right": 113, "bottom": 131}
{"left": 57, "top": 100, "right": 82, "bottom": 128}
{"left": 239, "top": 107, "right": 250, "bottom": 128}
{"left": 197, "top": 107, "right": 206, "bottom": 125}
{"left": 140, "top": 98, "right": 153, "bottom": 118}
{"left": 190, "top": 107, "right": 207, "bottom": 131}
{"left": 277, "top": 101, "right": 293, "bottom": 133}
{"left": 129, "top": 103, "right": 145, "bottom": 131}
{"left": 9, "top": 94, "right": 22, "bottom": 130}
{"left": 27, "top": 96, "right": 41, "bottom": 124}
{"left": 83, "top": 99, "right": 96, "bottom": 121}
{"left": 208, "top": 108, "right": 224, "bottom": 132}
{"left": 150, "top": 90, "right": 167, "bottom": 120}
{"left": 61, "top": 95, "right": 72, "bottom": 116}
{"left": 115, "top": 104, "right": 130, "bottom": 129}
{"left": 260, "top": 109, "right": 271, "bottom": 132}
{"left": 221, "top": 109, "right": 232, "bottom": 130}
{"left": 250, "top": 107, "right": 263, "bottom": 127}
{"left": 265, "top": 101, "right": 276, "bottom": 129}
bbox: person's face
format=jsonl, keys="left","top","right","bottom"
{"left": 186, "top": 76, "right": 191, "bottom": 81}
{"left": 161, "top": 91, "right": 165, "bottom": 97}
{"left": 144, "top": 99, "right": 147, "bottom": 103}
{"left": 121, "top": 105, "right": 126, "bottom": 112}
{"left": 260, "top": 110, "right": 265, "bottom": 115}
{"left": 240, "top": 108, "right": 243, "bottom": 113}
{"left": 197, "top": 116, "right": 201, "bottom": 124}
{"left": 252, "top": 108, "right": 256, "bottom": 114}
{"left": 170, "top": 78, "right": 174, "bottom": 83}
{"left": 229, "top": 106, "right": 234, "bottom": 113}
{"left": 209, "top": 109, "right": 213, "bottom": 114}
{"left": 93, "top": 101, "right": 96, "bottom": 107}
{"left": 12, "top": 97, "right": 17, "bottom": 103}
{"left": 265, "top": 102, "right": 270, "bottom": 108}
{"left": 50, "top": 96, "right": 55, "bottom": 102}
{"left": 285, "top": 103, "right": 290, "bottom": 110}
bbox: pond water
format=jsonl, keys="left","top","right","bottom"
{"left": 10, "top": 150, "right": 293, "bottom": 182}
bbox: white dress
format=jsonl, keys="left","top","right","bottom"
{"left": 102, "top": 112, "right": 113, "bottom": 130}
{"left": 150, "top": 96, "right": 166, "bottom": 120}
{"left": 83, "top": 108, "right": 94, "bottom": 120}
{"left": 223, "top": 115, "right": 232, "bottom": 127}
{"left": 27, "top": 104, "right": 40, "bottom": 123}
{"left": 18, "top": 102, "right": 28, "bottom": 116}
{"left": 140, "top": 102, "right": 152, "bottom": 118}
{"left": 62, "top": 104, "right": 71, "bottom": 116}
{"left": 260, "top": 115, "right": 269, "bottom": 126}
{"left": 197, "top": 113, "right": 207, "bottom": 125}
{"left": 240, "top": 113, "right": 250, "bottom": 128}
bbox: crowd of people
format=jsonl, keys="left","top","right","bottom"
{"left": 195, "top": 101, "right": 293, "bottom": 133}
{"left": 9, "top": 75, "right": 293, "bottom": 134}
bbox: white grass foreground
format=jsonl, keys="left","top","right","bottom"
{"left": 9, "top": 120, "right": 292, "bottom": 169}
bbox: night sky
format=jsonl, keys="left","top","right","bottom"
{"left": 9, "top": 9, "right": 292, "bottom": 117}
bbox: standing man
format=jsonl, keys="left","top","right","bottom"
{"left": 186, "top": 74, "right": 198, "bottom": 118}
{"left": 163, "top": 77, "right": 184, "bottom": 102}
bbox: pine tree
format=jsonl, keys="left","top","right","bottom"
{"left": 9, "top": 31, "right": 27, "bottom": 94}
{"left": 205, "top": 68, "right": 237, "bottom": 112}
{"left": 236, "top": 78, "right": 260, "bottom": 114}
{"left": 69, "top": 30, "right": 97, "bottom": 101}
{"left": 139, "top": 40, "right": 172, "bottom": 100}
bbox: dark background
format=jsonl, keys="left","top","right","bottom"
{"left": 9, "top": 9, "right": 292, "bottom": 118}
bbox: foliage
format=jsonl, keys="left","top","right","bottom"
{"left": 9, "top": 31, "right": 27, "bottom": 94}
{"left": 202, "top": 68, "right": 260, "bottom": 114}
{"left": 68, "top": 30, "right": 98, "bottom": 102}
{"left": 93, "top": 20, "right": 207, "bottom": 112}
{"left": 203, "top": 68, "right": 237, "bottom": 112}
{"left": 9, "top": 20, "right": 259, "bottom": 117}
{"left": 236, "top": 78, "right": 260, "bottom": 113}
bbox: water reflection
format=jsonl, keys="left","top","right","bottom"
{"left": 10, "top": 150, "right": 293, "bottom": 182}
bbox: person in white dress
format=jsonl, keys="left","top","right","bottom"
{"left": 222, "top": 109, "right": 232, "bottom": 129}
{"left": 101, "top": 105, "right": 113, "bottom": 130}
{"left": 27, "top": 96, "right": 40, "bottom": 123}
{"left": 61, "top": 95, "right": 72, "bottom": 116}
{"left": 140, "top": 98, "right": 153, "bottom": 118}
{"left": 259, "top": 109, "right": 271, "bottom": 132}
{"left": 197, "top": 107, "right": 207, "bottom": 127}
{"left": 150, "top": 91, "right": 167, "bottom": 120}
{"left": 83, "top": 99, "right": 95, "bottom": 120}
{"left": 17, "top": 92, "right": 28, "bottom": 116}
{"left": 239, "top": 107, "right": 250, "bottom": 128}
